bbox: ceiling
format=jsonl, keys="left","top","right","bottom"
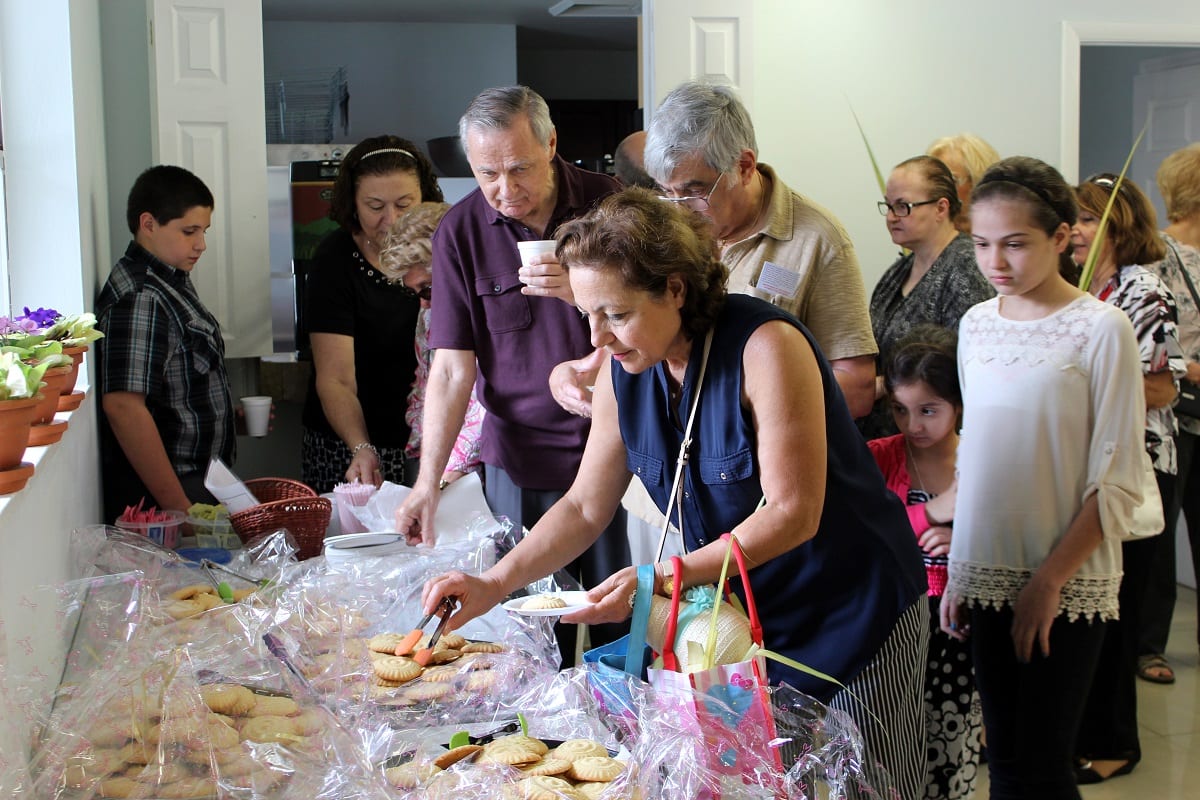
{"left": 261, "top": 0, "right": 639, "bottom": 51}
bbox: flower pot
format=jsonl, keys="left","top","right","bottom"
{"left": 0, "top": 394, "right": 41, "bottom": 469}
{"left": 57, "top": 345, "right": 88, "bottom": 412}
{"left": 27, "top": 365, "right": 73, "bottom": 446}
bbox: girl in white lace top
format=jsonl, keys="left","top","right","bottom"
{"left": 941, "top": 157, "right": 1147, "bottom": 799}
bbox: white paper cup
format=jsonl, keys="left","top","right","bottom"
{"left": 516, "top": 239, "right": 557, "bottom": 271}
{"left": 241, "top": 396, "right": 272, "bottom": 437}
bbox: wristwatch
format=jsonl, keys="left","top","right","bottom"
{"left": 657, "top": 560, "right": 676, "bottom": 597}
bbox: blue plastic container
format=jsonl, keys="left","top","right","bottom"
{"left": 175, "top": 547, "right": 232, "bottom": 564}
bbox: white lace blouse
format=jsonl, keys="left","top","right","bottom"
{"left": 947, "top": 295, "right": 1147, "bottom": 622}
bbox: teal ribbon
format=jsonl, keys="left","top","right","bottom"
{"left": 625, "top": 564, "right": 655, "bottom": 675}
{"left": 673, "top": 585, "right": 718, "bottom": 638}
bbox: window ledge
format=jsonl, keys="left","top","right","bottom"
{"left": 0, "top": 385, "right": 93, "bottom": 516}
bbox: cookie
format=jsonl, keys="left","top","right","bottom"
{"left": 368, "top": 633, "right": 408, "bottom": 654}
{"left": 438, "top": 632, "right": 468, "bottom": 650}
{"left": 418, "top": 664, "right": 462, "bottom": 683}
{"left": 426, "top": 647, "right": 461, "bottom": 665}
{"left": 491, "top": 735, "right": 549, "bottom": 756}
{"left": 372, "top": 656, "right": 422, "bottom": 683}
{"left": 519, "top": 756, "right": 572, "bottom": 777}
{"left": 402, "top": 682, "right": 453, "bottom": 702}
{"left": 523, "top": 595, "right": 568, "bottom": 610}
{"left": 97, "top": 777, "right": 139, "bottom": 799}
{"left": 567, "top": 756, "right": 623, "bottom": 783}
{"left": 384, "top": 761, "right": 442, "bottom": 789}
{"left": 170, "top": 584, "right": 214, "bottom": 602}
{"left": 292, "top": 709, "right": 326, "bottom": 736}
{"left": 433, "top": 744, "right": 483, "bottom": 769}
{"left": 515, "top": 775, "right": 583, "bottom": 800}
{"left": 551, "top": 739, "right": 610, "bottom": 762}
{"left": 164, "top": 599, "right": 205, "bottom": 620}
{"left": 239, "top": 714, "right": 300, "bottom": 744}
{"left": 461, "top": 641, "right": 505, "bottom": 654}
{"left": 200, "top": 683, "right": 257, "bottom": 716}
{"left": 465, "top": 671, "right": 499, "bottom": 691}
{"left": 574, "top": 782, "right": 615, "bottom": 799}
{"left": 247, "top": 695, "right": 299, "bottom": 717}
{"left": 206, "top": 716, "right": 240, "bottom": 750}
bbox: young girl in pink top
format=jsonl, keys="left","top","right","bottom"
{"left": 869, "top": 325, "right": 981, "bottom": 800}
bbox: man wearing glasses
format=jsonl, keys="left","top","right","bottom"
{"left": 646, "top": 81, "right": 877, "bottom": 419}
{"left": 552, "top": 82, "right": 877, "bottom": 421}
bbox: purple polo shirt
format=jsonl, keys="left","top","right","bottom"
{"left": 429, "top": 156, "right": 619, "bottom": 490}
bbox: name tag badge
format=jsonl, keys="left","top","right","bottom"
{"left": 755, "top": 261, "right": 799, "bottom": 298}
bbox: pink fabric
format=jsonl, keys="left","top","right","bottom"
{"left": 868, "top": 434, "right": 946, "bottom": 596}
{"left": 406, "top": 308, "right": 484, "bottom": 475}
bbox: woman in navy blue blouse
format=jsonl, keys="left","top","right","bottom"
{"left": 423, "top": 189, "right": 928, "bottom": 796}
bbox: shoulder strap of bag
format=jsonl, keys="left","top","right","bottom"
{"left": 1166, "top": 237, "right": 1200, "bottom": 309}
{"left": 653, "top": 330, "right": 715, "bottom": 563}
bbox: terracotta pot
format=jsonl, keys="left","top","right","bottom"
{"left": 30, "top": 366, "right": 73, "bottom": 426}
{"left": 61, "top": 345, "right": 88, "bottom": 395}
{"left": 0, "top": 394, "right": 42, "bottom": 470}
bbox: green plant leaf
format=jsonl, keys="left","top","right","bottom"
{"left": 1078, "top": 120, "right": 1149, "bottom": 291}
{"left": 848, "top": 101, "right": 887, "bottom": 196}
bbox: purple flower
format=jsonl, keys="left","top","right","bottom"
{"left": 19, "top": 307, "right": 61, "bottom": 327}
{"left": 0, "top": 316, "right": 38, "bottom": 335}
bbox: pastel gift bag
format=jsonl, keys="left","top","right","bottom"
{"left": 647, "top": 533, "right": 785, "bottom": 798}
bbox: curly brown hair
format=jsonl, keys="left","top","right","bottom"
{"left": 555, "top": 188, "right": 728, "bottom": 341}
{"left": 1075, "top": 175, "right": 1166, "bottom": 266}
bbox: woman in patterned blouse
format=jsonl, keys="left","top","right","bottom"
{"left": 1070, "top": 174, "right": 1187, "bottom": 785}
{"left": 863, "top": 156, "right": 995, "bottom": 438}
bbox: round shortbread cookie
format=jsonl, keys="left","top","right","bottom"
{"left": 193, "top": 592, "right": 224, "bottom": 611}
{"left": 418, "top": 664, "right": 461, "bottom": 683}
{"left": 438, "top": 632, "right": 468, "bottom": 650}
{"left": 247, "top": 695, "right": 299, "bottom": 717}
{"left": 97, "top": 777, "right": 139, "bottom": 799}
{"left": 433, "top": 744, "right": 483, "bottom": 769}
{"left": 373, "top": 656, "right": 422, "bottom": 683}
{"left": 465, "top": 671, "right": 499, "bottom": 691}
{"left": 368, "top": 633, "right": 408, "bottom": 654}
{"left": 478, "top": 745, "right": 541, "bottom": 767}
{"left": 402, "top": 682, "right": 453, "bottom": 702}
{"left": 426, "top": 647, "right": 462, "bottom": 665}
{"left": 206, "top": 717, "right": 240, "bottom": 750}
{"left": 239, "top": 714, "right": 300, "bottom": 744}
{"left": 231, "top": 587, "right": 257, "bottom": 602}
{"left": 292, "top": 709, "right": 326, "bottom": 736}
{"left": 519, "top": 756, "right": 572, "bottom": 777}
{"left": 574, "top": 781, "right": 615, "bottom": 799}
{"left": 384, "top": 761, "right": 442, "bottom": 789}
{"left": 523, "top": 595, "right": 568, "bottom": 610}
{"left": 164, "top": 599, "right": 205, "bottom": 620}
{"left": 567, "top": 756, "right": 623, "bottom": 783}
{"left": 515, "top": 774, "right": 584, "bottom": 800}
{"left": 169, "top": 584, "right": 214, "bottom": 601}
{"left": 551, "top": 739, "right": 610, "bottom": 762}
{"left": 490, "top": 734, "right": 549, "bottom": 756}
{"left": 460, "top": 641, "right": 505, "bottom": 654}
{"left": 200, "top": 683, "right": 257, "bottom": 716}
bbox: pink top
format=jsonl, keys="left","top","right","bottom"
{"left": 406, "top": 307, "right": 484, "bottom": 475}
{"left": 868, "top": 433, "right": 946, "bottom": 596}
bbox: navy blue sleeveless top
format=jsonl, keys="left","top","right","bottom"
{"left": 612, "top": 294, "right": 926, "bottom": 699}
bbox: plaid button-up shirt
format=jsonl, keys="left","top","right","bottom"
{"left": 97, "top": 242, "right": 234, "bottom": 476}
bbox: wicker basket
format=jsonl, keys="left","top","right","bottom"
{"left": 229, "top": 478, "right": 331, "bottom": 560}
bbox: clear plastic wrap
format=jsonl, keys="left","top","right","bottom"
{"left": 0, "top": 616, "right": 34, "bottom": 797}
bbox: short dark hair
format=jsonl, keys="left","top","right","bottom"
{"left": 126, "top": 165, "right": 214, "bottom": 235}
{"left": 884, "top": 324, "right": 961, "bottom": 408}
{"left": 1075, "top": 174, "right": 1167, "bottom": 267}
{"left": 329, "top": 136, "right": 443, "bottom": 233}
{"left": 556, "top": 188, "right": 728, "bottom": 341}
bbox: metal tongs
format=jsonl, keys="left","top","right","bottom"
{"left": 198, "top": 558, "right": 272, "bottom": 602}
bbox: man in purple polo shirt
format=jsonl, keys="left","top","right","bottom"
{"left": 395, "top": 85, "right": 629, "bottom": 655}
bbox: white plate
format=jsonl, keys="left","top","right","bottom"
{"left": 503, "top": 591, "right": 593, "bottom": 616}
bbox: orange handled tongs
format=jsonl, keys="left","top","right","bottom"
{"left": 394, "top": 596, "right": 456, "bottom": 658}
{"left": 413, "top": 597, "right": 458, "bottom": 666}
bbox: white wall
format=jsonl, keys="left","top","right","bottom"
{"left": 0, "top": 0, "right": 108, "bottom": 768}
{"left": 263, "top": 21, "right": 518, "bottom": 150}
{"left": 753, "top": 2, "right": 1200, "bottom": 290}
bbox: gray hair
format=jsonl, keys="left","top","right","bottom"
{"left": 644, "top": 82, "right": 757, "bottom": 183}
{"left": 458, "top": 86, "right": 554, "bottom": 154}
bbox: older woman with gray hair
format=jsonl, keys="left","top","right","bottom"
{"left": 423, "top": 189, "right": 928, "bottom": 798}
{"left": 380, "top": 202, "right": 484, "bottom": 487}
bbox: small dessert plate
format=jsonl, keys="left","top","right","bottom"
{"left": 503, "top": 591, "right": 594, "bottom": 616}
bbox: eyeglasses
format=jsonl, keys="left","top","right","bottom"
{"left": 877, "top": 199, "right": 939, "bottom": 217}
{"left": 658, "top": 172, "right": 726, "bottom": 211}
{"left": 416, "top": 285, "right": 432, "bottom": 301}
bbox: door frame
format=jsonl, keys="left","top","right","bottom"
{"left": 1061, "top": 21, "right": 1200, "bottom": 183}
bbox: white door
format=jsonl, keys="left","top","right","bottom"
{"left": 149, "top": 0, "right": 272, "bottom": 358}
{"left": 1132, "top": 51, "right": 1200, "bottom": 589}
{"left": 641, "top": 0, "right": 754, "bottom": 123}
{"left": 1131, "top": 52, "right": 1200, "bottom": 227}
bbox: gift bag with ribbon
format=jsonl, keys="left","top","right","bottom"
{"left": 647, "top": 533, "right": 785, "bottom": 798}
{"left": 582, "top": 562, "right": 655, "bottom": 729}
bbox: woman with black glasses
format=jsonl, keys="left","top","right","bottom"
{"left": 863, "top": 156, "right": 994, "bottom": 439}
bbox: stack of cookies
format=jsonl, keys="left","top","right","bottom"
{"left": 383, "top": 734, "right": 629, "bottom": 799}
{"left": 160, "top": 583, "right": 259, "bottom": 621}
